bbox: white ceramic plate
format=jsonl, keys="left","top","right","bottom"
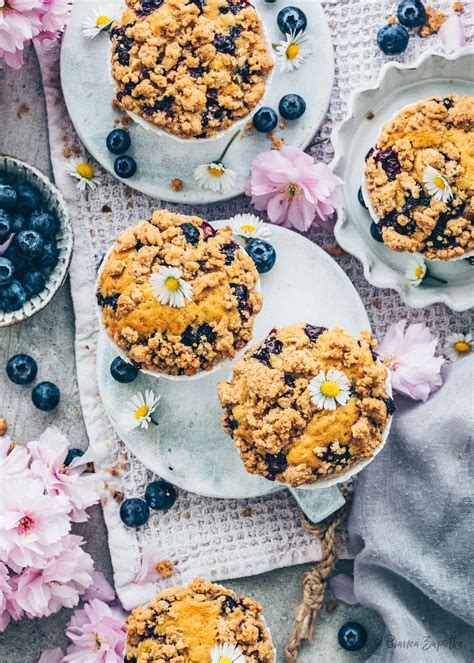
{"left": 96, "top": 222, "right": 372, "bottom": 500}
{"left": 332, "top": 48, "right": 474, "bottom": 312}
{"left": 60, "top": 0, "right": 334, "bottom": 204}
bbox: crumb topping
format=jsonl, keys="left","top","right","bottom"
{"left": 97, "top": 209, "right": 262, "bottom": 376}
{"left": 218, "top": 324, "right": 392, "bottom": 487}
{"left": 125, "top": 578, "right": 275, "bottom": 662}
{"left": 365, "top": 95, "right": 474, "bottom": 260}
{"left": 110, "top": 0, "right": 274, "bottom": 139}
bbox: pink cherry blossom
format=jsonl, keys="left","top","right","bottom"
{"left": 0, "top": 477, "right": 71, "bottom": 571}
{"left": 28, "top": 427, "right": 101, "bottom": 522}
{"left": 377, "top": 320, "right": 444, "bottom": 402}
{"left": 0, "top": 435, "right": 31, "bottom": 479}
{"left": 0, "top": 562, "right": 23, "bottom": 631}
{"left": 38, "top": 648, "right": 65, "bottom": 663}
{"left": 14, "top": 535, "right": 94, "bottom": 618}
{"left": 63, "top": 599, "right": 127, "bottom": 662}
{"left": 38, "top": 0, "right": 71, "bottom": 36}
{"left": 135, "top": 543, "right": 161, "bottom": 585}
{"left": 328, "top": 573, "right": 358, "bottom": 605}
{"left": 439, "top": 15, "right": 466, "bottom": 53}
{"left": 82, "top": 571, "right": 116, "bottom": 603}
{"left": 247, "top": 146, "right": 342, "bottom": 231}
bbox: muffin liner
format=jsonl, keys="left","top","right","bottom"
{"left": 96, "top": 228, "right": 262, "bottom": 381}
{"left": 0, "top": 155, "right": 73, "bottom": 328}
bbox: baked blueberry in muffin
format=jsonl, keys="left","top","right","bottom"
{"left": 97, "top": 210, "right": 262, "bottom": 376}
{"left": 110, "top": 0, "right": 274, "bottom": 139}
{"left": 124, "top": 579, "right": 275, "bottom": 662}
{"left": 218, "top": 324, "right": 392, "bottom": 487}
{"left": 364, "top": 95, "right": 474, "bottom": 260}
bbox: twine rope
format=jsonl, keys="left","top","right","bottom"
{"left": 284, "top": 492, "right": 353, "bottom": 662}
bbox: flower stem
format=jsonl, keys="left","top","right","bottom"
{"left": 218, "top": 130, "right": 241, "bottom": 163}
{"left": 426, "top": 269, "right": 448, "bottom": 285}
{"left": 150, "top": 417, "right": 159, "bottom": 427}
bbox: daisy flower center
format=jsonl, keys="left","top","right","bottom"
{"left": 208, "top": 165, "right": 224, "bottom": 177}
{"left": 76, "top": 163, "right": 95, "bottom": 179}
{"left": 217, "top": 658, "right": 232, "bottom": 663}
{"left": 134, "top": 405, "right": 149, "bottom": 420}
{"left": 286, "top": 43, "right": 300, "bottom": 59}
{"left": 320, "top": 381, "right": 340, "bottom": 398}
{"left": 454, "top": 341, "right": 471, "bottom": 354}
{"left": 433, "top": 175, "right": 446, "bottom": 190}
{"left": 415, "top": 265, "right": 424, "bottom": 279}
{"left": 285, "top": 183, "right": 301, "bottom": 200}
{"left": 165, "top": 276, "right": 180, "bottom": 292}
{"left": 96, "top": 14, "right": 110, "bottom": 27}
{"left": 241, "top": 224, "right": 256, "bottom": 233}
{"left": 18, "top": 515, "right": 35, "bottom": 533}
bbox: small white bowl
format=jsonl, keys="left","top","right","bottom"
{"left": 96, "top": 227, "right": 262, "bottom": 381}
{"left": 108, "top": 10, "right": 275, "bottom": 144}
{"left": 0, "top": 155, "right": 73, "bottom": 328}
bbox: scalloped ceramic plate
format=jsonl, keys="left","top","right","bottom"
{"left": 332, "top": 48, "right": 474, "bottom": 312}
{"left": 60, "top": 0, "right": 334, "bottom": 204}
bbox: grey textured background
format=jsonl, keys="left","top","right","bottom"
{"left": 0, "top": 47, "right": 383, "bottom": 662}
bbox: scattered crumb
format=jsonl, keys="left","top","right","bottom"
{"left": 171, "top": 178, "right": 183, "bottom": 192}
{"left": 272, "top": 138, "right": 284, "bottom": 150}
{"left": 366, "top": 111, "right": 375, "bottom": 120}
{"left": 63, "top": 143, "right": 81, "bottom": 159}
{"left": 420, "top": 6, "right": 448, "bottom": 37}
{"left": 16, "top": 102, "right": 29, "bottom": 119}
{"left": 245, "top": 120, "right": 254, "bottom": 132}
{"left": 85, "top": 462, "right": 95, "bottom": 474}
{"left": 328, "top": 21, "right": 337, "bottom": 30}
{"left": 112, "top": 489, "right": 125, "bottom": 504}
{"left": 456, "top": 452, "right": 463, "bottom": 459}
{"left": 267, "top": 130, "right": 276, "bottom": 141}
{"left": 326, "top": 600, "right": 338, "bottom": 613}
{"left": 112, "top": 98, "right": 123, "bottom": 111}
{"left": 89, "top": 228, "right": 97, "bottom": 239}
{"left": 279, "top": 119, "right": 287, "bottom": 130}
{"left": 242, "top": 506, "right": 253, "bottom": 517}
{"left": 118, "top": 462, "right": 128, "bottom": 470}
{"left": 155, "top": 560, "right": 175, "bottom": 578}
{"left": 0, "top": 417, "right": 8, "bottom": 435}
{"left": 325, "top": 245, "right": 347, "bottom": 258}
{"left": 107, "top": 465, "right": 120, "bottom": 477}
{"left": 121, "top": 115, "right": 133, "bottom": 127}
{"left": 452, "top": 1, "right": 464, "bottom": 12}
{"left": 372, "top": 297, "right": 382, "bottom": 310}
{"left": 387, "top": 16, "right": 397, "bottom": 24}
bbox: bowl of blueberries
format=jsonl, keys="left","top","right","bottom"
{"left": 0, "top": 155, "right": 73, "bottom": 326}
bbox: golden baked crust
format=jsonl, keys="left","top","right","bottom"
{"left": 218, "top": 324, "right": 393, "bottom": 487}
{"left": 124, "top": 578, "right": 275, "bottom": 662}
{"left": 110, "top": 0, "right": 274, "bottom": 139}
{"left": 364, "top": 94, "right": 474, "bottom": 260}
{"left": 97, "top": 210, "right": 262, "bottom": 375}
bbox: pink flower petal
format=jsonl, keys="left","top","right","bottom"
{"left": 439, "top": 15, "right": 466, "bottom": 53}
{"left": 135, "top": 543, "right": 161, "bottom": 585}
{"left": 82, "top": 571, "right": 115, "bottom": 603}
{"left": 329, "top": 573, "right": 359, "bottom": 605}
{"left": 38, "top": 648, "right": 64, "bottom": 663}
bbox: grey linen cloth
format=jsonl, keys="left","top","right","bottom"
{"left": 349, "top": 354, "right": 474, "bottom": 662}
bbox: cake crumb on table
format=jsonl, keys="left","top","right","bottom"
{"left": 272, "top": 137, "right": 284, "bottom": 150}
{"left": 0, "top": 417, "right": 8, "bottom": 435}
{"left": 452, "top": 1, "right": 464, "bottom": 12}
{"left": 366, "top": 111, "right": 375, "bottom": 120}
{"left": 155, "top": 560, "right": 175, "bottom": 578}
{"left": 171, "top": 178, "right": 183, "bottom": 192}
{"left": 420, "top": 6, "right": 448, "bottom": 36}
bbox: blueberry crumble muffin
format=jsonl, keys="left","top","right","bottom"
{"left": 218, "top": 324, "right": 393, "bottom": 487}
{"left": 97, "top": 210, "right": 262, "bottom": 376}
{"left": 124, "top": 579, "right": 275, "bottom": 662}
{"left": 110, "top": 0, "right": 274, "bottom": 139}
{"left": 364, "top": 95, "right": 474, "bottom": 260}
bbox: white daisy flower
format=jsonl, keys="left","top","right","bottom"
{"left": 308, "top": 368, "right": 351, "bottom": 411}
{"left": 65, "top": 158, "right": 101, "bottom": 191}
{"left": 149, "top": 266, "right": 193, "bottom": 308}
{"left": 405, "top": 256, "right": 427, "bottom": 287}
{"left": 210, "top": 643, "right": 246, "bottom": 663}
{"left": 194, "top": 162, "right": 236, "bottom": 194}
{"left": 230, "top": 214, "right": 271, "bottom": 241}
{"left": 444, "top": 332, "right": 473, "bottom": 361}
{"left": 121, "top": 389, "right": 160, "bottom": 431}
{"left": 275, "top": 30, "right": 312, "bottom": 73}
{"left": 82, "top": 9, "right": 114, "bottom": 38}
{"left": 423, "top": 165, "right": 453, "bottom": 203}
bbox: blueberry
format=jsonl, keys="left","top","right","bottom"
{"left": 29, "top": 210, "right": 57, "bottom": 239}
{"left": 377, "top": 24, "right": 409, "bottom": 55}
{"left": 246, "top": 239, "right": 276, "bottom": 274}
{"left": 0, "top": 210, "right": 12, "bottom": 242}
{"left": 37, "top": 240, "right": 59, "bottom": 269}
{"left": 31, "top": 381, "right": 60, "bottom": 411}
{"left": 0, "top": 185, "right": 17, "bottom": 211}
{"left": 3, "top": 245, "right": 30, "bottom": 273}
{"left": 64, "top": 448, "right": 84, "bottom": 466}
{"left": 110, "top": 356, "right": 139, "bottom": 383}
{"left": 120, "top": 498, "right": 150, "bottom": 527}
{"left": 114, "top": 155, "right": 137, "bottom": 179}
{"left": 277, "top": 6, "right": 307, "bottom": 35}
{"left": 180, "top": 222, "right": 201, "bottom": 246}
{"left": 397, "top": 0, "right": 426, "bottom": 28}
{"left": 279, "top": 94, "right": 306, "bottom": 120}
{"left": 145, "top": 479, "right": 178, "bottom": 510}
{"left": 6, "top": 354, "right": 37, "bottom": 385}
{"left": 358, "top": 186, "right": 368, "bottom": 209}
{"left": 14, "top": 230, "right": 44, "bottom": 260}
{"left": 10, "top": 213, "right": 27, "bottom": 234}
{"left": 0, "top": 257, "right": 14, "bottom": 285}
{"left": 338, "top": 622, "right": 368, "bottom": 652}
{"left": 15, "top": 184, "right": 41, "bottom": 215}
{"left": 253, "top": 107, "right": 278, "bottom": 133}
{"left": 106, "top": 129, "right": 131, "bottom": 155}
{"left": 0, "top": 279, "right": 26, "bottom": 312}
{"left": 370, "top": 221, "right": 384, "bottom": 243}
{"left": 22, "top": 269, "right": 46, "bottom": 296}
{"left": 0, "top": 173, "right": 9, "bottom": 186}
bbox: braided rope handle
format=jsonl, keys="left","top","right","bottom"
{"left": 284, "top": 492, "right": 353, "bottom": 662}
